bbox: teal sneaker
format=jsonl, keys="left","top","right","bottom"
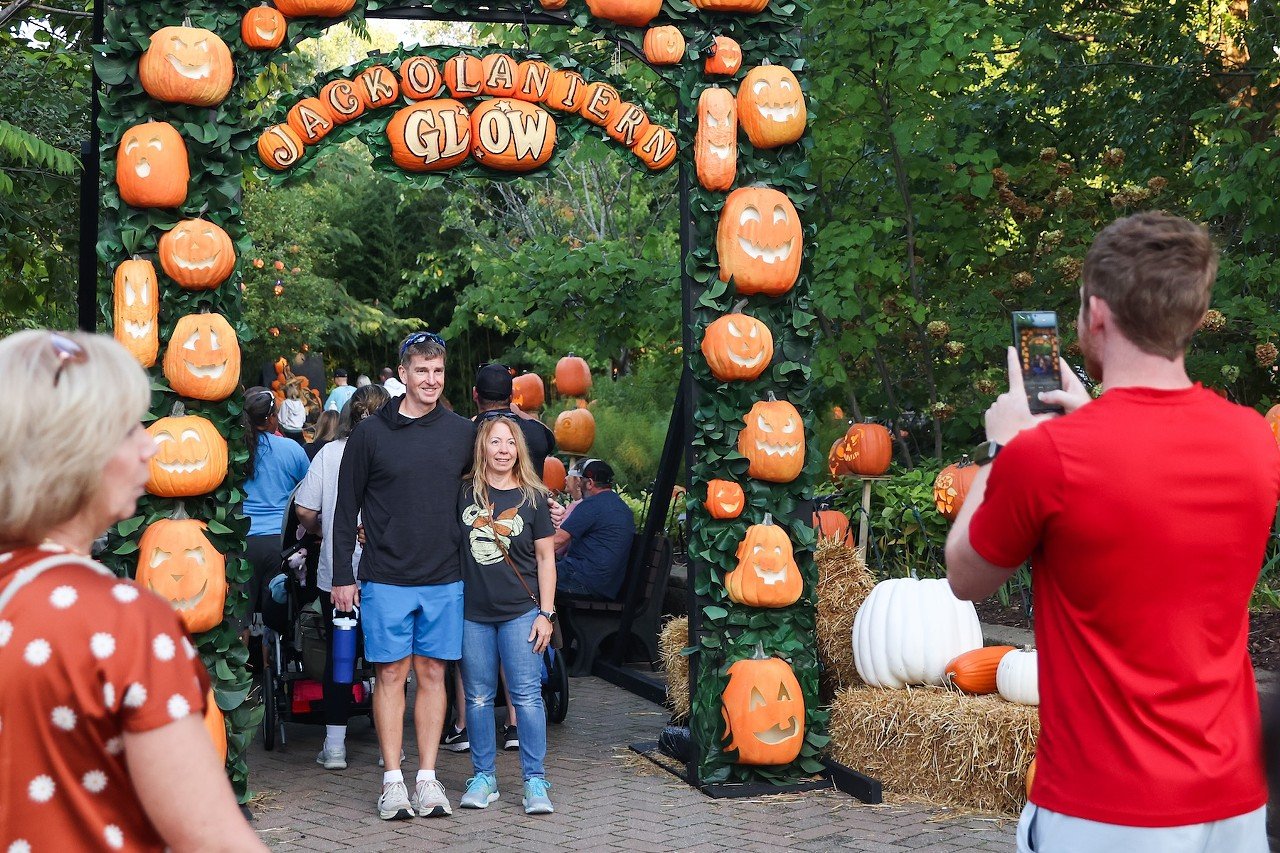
{"left": 522, "top": 777, "right": 553, "bottom": 815}
{"left": 459, "top": 773, "right": 499, "bottom": 809}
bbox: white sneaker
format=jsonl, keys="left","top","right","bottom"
{"left": 316, "top": 745, "right": 347, "bottom": 770}
{"left": 378, "top": 780, "right": 415, "bottom": 820}
{"left": 377, "top": 749, "right": 406, "bottom": 767}
{"left": 412, "top": 778, "right": 453, "bottom": 817}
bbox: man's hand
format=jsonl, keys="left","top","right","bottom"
{"left": 986, "top": 347, "right": 1089, "bottom": 444}
{"left": 1040, "top": 357, "right": 1091, "bottom": 414}
{"left": 549, "top": 499, "right": 566, "bottom": 528}
{"left": 331, "top": 584, "right": 359, "bottom": 611}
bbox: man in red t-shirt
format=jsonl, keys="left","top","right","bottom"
{"left": 946, "top": 212, "right": 1278, "bottom": 852}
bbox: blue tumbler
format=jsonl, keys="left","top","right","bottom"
{"left": 332, "top": 607, "right": 358, "bottom": 685}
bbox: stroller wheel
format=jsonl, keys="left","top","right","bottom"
{"left": 542, "top": 648, "right": 569, "bottom": 724}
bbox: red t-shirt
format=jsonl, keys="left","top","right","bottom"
{"left": 969, "top": 385, "right": 1279, "bottom": 827}
{"left": 0, "top": 545, "right": 208, "bottom": 852}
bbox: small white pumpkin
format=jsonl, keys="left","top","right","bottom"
{"left": 851, "top": 577, "right": 983, "bottom": 689}
{"left": 996, "top": 647, "right": 1040, "bottom": 705}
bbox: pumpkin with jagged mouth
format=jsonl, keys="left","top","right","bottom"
{"left": 706, "top": 478, "right": 744, "bottom": 520}
{"left": 717, "top": 186, "right": 802, "bottom": 297}
{"left": 136, "top": 516, "right": 227, "bottom": 633}
{"left": 695, "top": 87, "right": 737, "bottom": 192}
{"left": 138, "top": 23, "right": 234, "bottom": 107}
{"left": 737, "top": 394, "right": 804, "bottom": 483}
{"left": 146, "top": 408, "right": 229, "bottom": 497}
{"left": 241, "top": 5, "right": 286, "bottom": 50}
{"left": 113, "top": 258, "right": 159, "bottom": 367}
{"left": 158, "top": 218, "right": 236, "bottom": 290}
{"left": 163, "top": 312, "right": 241, "bottom": 402}
{"left": 702, "top": 300, "right": 773, "bottom": 382}
{"left": 722, "top": 647, "right": 806, "bottom": 765}
{"left": 724, "top": 514, "right": 802, "bottom": 608}
{"left": 737, "top": 64, "right": 807, "bottom": 149}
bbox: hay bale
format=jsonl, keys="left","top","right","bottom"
{"left": 815, "top": 540, "right": 877, "bottom": 695}
{"left": 828, "top": 684, "right": 1039, "bottom": 816}
{"left": 658, "top": 615, "right": 689, "bottom": 722}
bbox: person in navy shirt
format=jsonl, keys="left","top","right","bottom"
{"left": 553, "top": 459, "right": 634, "bottom": 599}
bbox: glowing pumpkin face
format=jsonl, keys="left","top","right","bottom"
{"left": 386, "top": 99, "right": 472, "bottom": 172}
{"left": 400, "top": 56, "right": 443, "bottom": 100}
{"left": 138, "top": 25, "right": 234, "bottom": 107}
{"left": 511, "top": 373, "right": 545, "bottom": 410}
{"left": 136, "top": 518, "right": 227, "bottom": 634}
{"left": 241, "top": 6, "right": 286, "bottom": 50}
{"left": 701, "top": 306, "right": 773, "bottom": 382}
{"left": 717, "top": 186, "right": 802, "bottom": 296}
{"left": 257, "top": 124, "right": 305, "bottom": 171}
{"left": 933, "top": 459, "right": 978, "bottom": 521}
{"left": 737, "top": 396, "right": 804, "bottom": 483}
{"left": 704, "top": 36, "right": 742, "bottom": 76}
{"left": 470, "top": 98, "right": 557, "bottom": 172}
{"left": 737, "top": 65, "right": 807, "bottom": 149}
{"left": 643, "top": 26, "right": 685, "bottom": 66}
{"left": 724, "top": 515, "right": 802, "bottom": 608}
{"left": 146, "top": 414, "right": 229, "bottom": 497}
{"left": 695, "top": 87, "right": 737, "bottom": 193}
{"left": 722, "top": 651, "right": 806, "bottom": 766}
{"left": 828, "top": 436, "right": 858, "bottom": 481}
{"left": 113, "top": 259, "right": 159, "bottom": 368}
{"left": 287, "top": 97, "right": 333, "bottom": 145}
{"left": 163, "top": 313, "right": 241, "bottom": 401}
{"left": 116, "top": 120, "right": 189, "bottom": 209}
{"left": 841, "top": 421, "right": 893, "bottom": 476}
{"left": 706, "top": 478, "right": 745, "bottom": 520}
{"left": 158, "top": 219, "right": 236, "bottom": 290}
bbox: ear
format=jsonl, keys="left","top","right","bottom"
{"left": 1086, "top": 295, "right": 1109, "bottom": 333}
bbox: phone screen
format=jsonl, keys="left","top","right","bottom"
{"left": 1012, "top": 310, "right": 1063, "bottom": 414}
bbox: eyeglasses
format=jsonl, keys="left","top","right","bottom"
{"left": 50, "top": 333, "right": 87, "bottom": 387}
{"left": 476, "top": 409, "right": 515, "bottom": 422}
{"left": 400, "top": 331, "right": 446, "bottom": 356}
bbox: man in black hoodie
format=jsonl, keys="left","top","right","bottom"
{"left": 332, "top": 331, "right": 475, "bottom": 821}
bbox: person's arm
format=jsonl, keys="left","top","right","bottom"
{"left": 295, "top": 506, "right": 321, "bottom": 537}
{"left": 125, "top": 716, "right": 266, "bottom": 851}
{"left": 331, "top": 427, "right": 371, "bottom": 609}
{"left": 529, "top": 536, "right": 558, "bottom": 653}
{"left": 553, "top": 527, "right": 571, "bottom": 551}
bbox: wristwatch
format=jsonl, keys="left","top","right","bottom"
{"left": 538, "top": 610, "right": 557, "bottom": 623}
{"left": 972, "top": 440, "right": 1003, "bottom": 466}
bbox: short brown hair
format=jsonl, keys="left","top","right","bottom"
{"left": 1082, "top": 212, "right": 1218, "bottom": 358}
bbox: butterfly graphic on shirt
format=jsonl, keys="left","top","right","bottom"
{"left": 462, "top": 503, "right": 524, "bottom": 566}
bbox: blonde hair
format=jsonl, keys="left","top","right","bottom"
{"left": 0, "top": 330, "right": 151, "bottom": 546}
{"left": 468, "top": 416, "right": 550, "bottom": 512}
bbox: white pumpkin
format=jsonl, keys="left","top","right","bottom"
{"left": 996, "top": 647, "right": 1039, "bottom": 705}
{"left": 851, "top": 577, "right": 983, "bottom": 689}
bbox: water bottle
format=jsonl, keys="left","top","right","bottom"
{"left": 332, "top": 606, "right": 358, "bottom": 685}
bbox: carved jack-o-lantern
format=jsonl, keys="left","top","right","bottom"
{"left": 514, "top": 60, "right": 553, "bottom": 103}
{"left": 701, "top": 300, "right": 773, "bottom": 382}
{"left": 470, "top": 98, "right": 557, "bottom": 172}
{"left": 400, "top": 56, "right": 443, "bottom": 100}
{"left": 554, "top": 403, "right": 596, "bottom": 455}
{"left": 706, "top": 479, "right": 745, "bottom": 520}
{"left": 113, "top": 258, "right": 159, "bottom": 368}
{"left": 717, "top": 186, "right": 802, "bottom": 296}
{"left": 737, "top": 393, "right": 804, "bottom": 483}
{"left": 841, "top": 421, "right": 893, "bottom": 476}
{"left": 145, "top": 409, "right": 229, "bottom": 497}
{"left": 933, "top": 457, "right": 978, "bottom": 521}
{"left": 386, "top": 99, "right": 472, "bottom": 172}
{"left": 724, "top": 514, "right": 802, "bottom": 608}
{"left": 443, "top": 54, "right": 485, "bottom": 99}
{"left": 603, "top": 101, "right": 651, "bottom": 147}
{"left": 704, "top": 36, "right": 743, "bottom": 76}
{"left": 258, "top": 124, "right": 305, "bottom": 171}
{"left": 158, "top": 218, "right": 236, "bottom": 290}
{"left": 241, "top": 5, "right": 286, "bottom": 50}
{"left": 632, "top": 124, "right": 677, "bottom": 170}
{"left": 116, "top": 120, "right": 189, "bottom": 209}
{"left": 643, "top": 26, "right": 685, "bottom": 66}
{"left": 511, "top": 373, "right": 545, "bottom": 410}
{"left": 356, "top": 65, "right": 400, "bottom": 110}
{"left": 136, "top": 516, "right": 227, "bottom": 634}
{"left": 721, "top": 647, "right": 806, "bottom": 766}
{"left": 203, "top": 688, "right": 228, "bottom": 764}
{"left": 544, "top": 70, "right": 586, "bottom": 113}
{"left": 481, "top": 53, "right": 519, "bottom": 97}
{"left": 287, "top": 97, "right": 333, "bottom": 145}
{"left": 163, "top": 312, "right": 241, "bottom": 402}
{"left": 139, "top": 24, "right": 234, "bottom": 107}
{"left": 585, "top": 0, "right": 661, "bottom": 26}
{"left": 273, "top": 0, "right": 356, "bottom": 15}
{"left": 828, "top": 436, "right": 858, "bottom": 481}
{"left": 737, "top": 64, "right": 807, "bottom": 148}
{"left": 695, "top": 87, "right": 737, "bottom": 192}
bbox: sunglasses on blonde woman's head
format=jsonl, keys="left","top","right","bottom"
{"left": 49, "top": 333, "right": 87, "bottom": 387}
{"left": 399, "top": 331, "right": 446, "bottom": 356}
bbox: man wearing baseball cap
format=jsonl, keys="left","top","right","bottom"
{"left": 554, "top": 459, "right": 634, "bottom": 599}
{"left": 472, "top": 363, "right": 556, "bottom": 474}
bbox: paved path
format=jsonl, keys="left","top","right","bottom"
{"left": 248, "top": 676, "right": 1017, "bottom": 851}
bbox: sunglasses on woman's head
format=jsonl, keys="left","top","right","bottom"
{"left": 50, "top": 333, "right": 87, "bottom": 387}
{"left": 400, "top": 331, "right": 446, "bottom": 356}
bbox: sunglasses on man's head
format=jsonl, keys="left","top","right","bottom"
{"left": 400, "top": 331, "right": 446, "bottom": 356}
{"left": 50, "top": 333, "right": 87, "bottom": 387}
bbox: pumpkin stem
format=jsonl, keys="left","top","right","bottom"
{"left": 170, "top": 401, "right": 186, "bottom": 418}
{"left": 765, "top": 390, "right": 778, "bottom": 402}
{"left": 762, "top": 512, "right": 773, "bottom": 526}
{"left": 751, "top": 642, "right": 769, "bottom": 660}
{"left": 731, "top": 298, "right": 749, "bottom": 314}
{"left": 170, "top": 502, "right": 191, "bottom": 521}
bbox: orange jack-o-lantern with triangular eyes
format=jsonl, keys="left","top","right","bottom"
{"left": 722, "top": 647, "right": 806, "bottom": 766}
{"left": 113, "top": 258, "right": 159, "bottom": 368}
{"left": 116, "top": 120, "right": 189, "bottom": 209}
{"left": 139, "top": 24, "right": 234, "bottom": 107}
{"left": 702, "top": 301, "right": 772, "bottom": 382}
{"left": 695, "top": 87, "right": 737, "bottom": 192}
{"left": 717, "top": 186, "right": 802, "bottom": 296}
{"left": 933, "top": 457, "right": 979, "bottom": 521}
{"left": 706, "top": 478, "right": 745, "bottom": 520}
{"left": 737, "top": 394, "right": 804, "bottom": 483}
{"left": 163, "top": 313, "right": 241, "bottom": 402}
{"left": 146, "top": 411, "right": 229, "bottom": 497}
{"left": 136, "top": 517, "right": 227, "bottom": 634}
{"left": 841, "top": 420, "right": 893, "bottom": 476}
{"left": 158, "top": 218, "right": 236, "bottom": 290}
{"left": 704, "top": 35, "right": 742, "bottom": 76}
{"left": 724, "top": 514, "right": 802, "bottom": 608}
{"left": 737, "top": 64, "right": 807, "bottom": 149}
{"left": 241, "top": 5, "right": 286, "bottom": 50}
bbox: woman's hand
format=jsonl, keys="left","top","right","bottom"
{"left": 529, "top": 613, "right": 553, "bottom": 654}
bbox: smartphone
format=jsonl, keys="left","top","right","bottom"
{"left": 1012, "top": 310, "right": 1063, "bottom": 414}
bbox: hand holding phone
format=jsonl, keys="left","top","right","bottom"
{"left": 1012, "top": 311, "right": 1064, "bottom": 414}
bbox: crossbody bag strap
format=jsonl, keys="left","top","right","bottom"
{"left": 487, "top": 511, "right": 540, "bottom": 608}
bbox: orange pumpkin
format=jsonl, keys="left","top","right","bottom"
{"left": 706, "top": 479, "right": 745, "bottom": 520}
{"left": 701, "top": 301, "right": 772, "bottom": 381}
{"left": 1266, "top": 404, "right": 1280, "bottom": 446}
{"left": 116, "top": 120, "right": 189, "bottom": 209}
{"left": 632, "top": 124, "right": 677, "bottom": 170}
{"left": 603, "top": 101, "right": 651, "bottom": 147}
{"left": 287, "top": 97, "right": 334, "bottom": 145}
{"left": 470, "top": 98, "right": 557, "bottom": 172}
{"left": 555, "top": 354, "right": 592, "bottom": 397}
{"left": 827, "top": 436, "right": 858, "bottom": 481}
{"left": 944, "top": 645, "right": 1017, "bottom": 695}
{"left": 273, "top": 0, "right": 355, "bottom": 15}
{"left": 724, "top": 514, "right": 802, "bottom": 608}
{"left": 812, "top": 509, "right": 853, "bottom": 547}
{"left": 139, "top": 24, "right": 234, "bottom": 107}
{"left": 512, "top": 373, "right": 545, "bottom": 410}
{"left": 554, "top": 404, "right": 596, "bottom": 455}
{"left": 722, "top": 647, "right": 805, "bottom": 766}
{"left": 580, "top": 81, "right": 620, "bottom": 127}
{"left": 738, "top": 394, "right": 804, "bottom": 483}
{"left": 163, "top": 312, "right": 241, "bottom": 402}
{"left": 704, "top": 36, "right": 743, "bottom": 76}
{"left": 543, "top": 456, "right": 567, "bottom": 492}
{"left": 146, "top": 410, "right": 229, "bottom": 497}
{"left": 443, "top": 53, "right": 485, "bottom": 98}
{"left": 356, "top": 65, "right": 400, "bottom": 110}
{"left": 643, "top": 26, "right": 686, "bottom": 66}
{"left": 544, "top": 70, "right": 586, "bottom": 113}
{"left": 400, "top": 55, "right": 443, "bottom": 100}
{"left": 717, "top": 186, "right": 802, "bottom": 296}
{"left": 934, "top": 457, "right": 979, "bottom": 521}
{"left": 480, "top": 53, "right": 519, "bottom": 97}
{"left": 695, "top": 87, "right": 737, "bottom": 192}
{"left": 585, "top": 0, "right": 661, "bottom": 26}
{"left": 158, "top": 219, "right": 236, "bottom": 290}
{"left": 257, "top": 124, "right": 305, "bottom": 170}
{"left": 113, "top": 258, "right": 159, "bottom": 368}
{"left": 136, "top": 516, "right": 226, "bottom": 634}
{"left": 841, "top": 421, "right": 893, "bottom": 476}
{"left": 241, "top": 5, "right": 286, "bottom": 50}
{"left": 320, "top": 79, "right": 366, "bottom": 124}
{"left": 386, "top": 99, "right": 472, "bottom": 172}
{"left": 203, "top": 688, "right": 228, "bottom": 764}
{"left": 514, "top": 59, "right": 554, "bottom": 103}
{"left": 737, "top": 64, "right": 807, "bottom": 148}
{"left": 694, "top": 0, "right": 768, "bottom": 10}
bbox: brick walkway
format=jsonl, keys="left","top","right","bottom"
{"left": 247, "top": 676, "right": 1017, "bottom": 851}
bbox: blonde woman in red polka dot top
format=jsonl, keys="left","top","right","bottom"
{"left": 0, "top": 331, "right": 265, "bottom": 853}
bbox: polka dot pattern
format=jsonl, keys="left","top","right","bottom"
{"left": 50, "top": 706, "right": 76, "bottom": 731}
{"left": 23, "top": 639, "right": 50, "bottom": 666}
{"left": 181, "top": 636, "right": 196, "bottom": 659}
{"left": 152, "top": 634, "right": 175, "bottom": 661}
{"left": 123, "top": 683, "right": 147, "bottom": 709}
{"left": 90, "top": 632, "right": 116, "bottom": 660}
{"left": 82, "top": 770, "right": 108, "bottom": 793}
{"left": 111, "top": 583, "right": 138, "bottom": 603}
{"left": 0, "top": 620, "right": 12, "bottom": 647}
{"left": 102, "top": 682, "right": 116, "bottom": 710}
{"left": 48, "top": 585, "right": 77, "bottom": 609}
{"left": 7, "top": 841, "right": 31, "bottom": 853}
{"left": 28, "top": 775, "right": 55, "bottom": 803}
{"left": 104, "top": 736, "right": 124, "bottom": 755}
{"left": 104, "top": 825, "right": 124, "bottom": 849}
{"left": 167, "top": 694, "right": 191, "bottom": 720}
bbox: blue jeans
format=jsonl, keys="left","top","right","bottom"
{"left": 461, "top": 608, "right": 546, "bottom": 780}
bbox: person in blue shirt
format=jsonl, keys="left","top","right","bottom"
{"left": 553, "top": 459, "right": 634, "bottom": 599}
{"left": 324, "top": 369, "right": 357, "bottom": 413}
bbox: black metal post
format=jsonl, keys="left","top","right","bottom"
{"left": 77, "top": 0, "right": 106, "bottom": 332}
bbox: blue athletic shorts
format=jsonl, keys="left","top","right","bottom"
{"left": 359, "top": 580, "right": 463, "bottom": 663}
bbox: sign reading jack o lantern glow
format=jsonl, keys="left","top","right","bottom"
{"left": 470, "top": 99, "right": 556, "bottom": 172}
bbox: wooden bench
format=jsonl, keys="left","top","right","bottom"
{"left": 558, "top": 533, "right": 673, "bottom": 677}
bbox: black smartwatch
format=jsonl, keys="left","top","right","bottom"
{"left": 972, "top": 440, "right": 1003, "bottom": 466}
{"left": 538, "top": 610, "right": 557, "bottom": 623}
